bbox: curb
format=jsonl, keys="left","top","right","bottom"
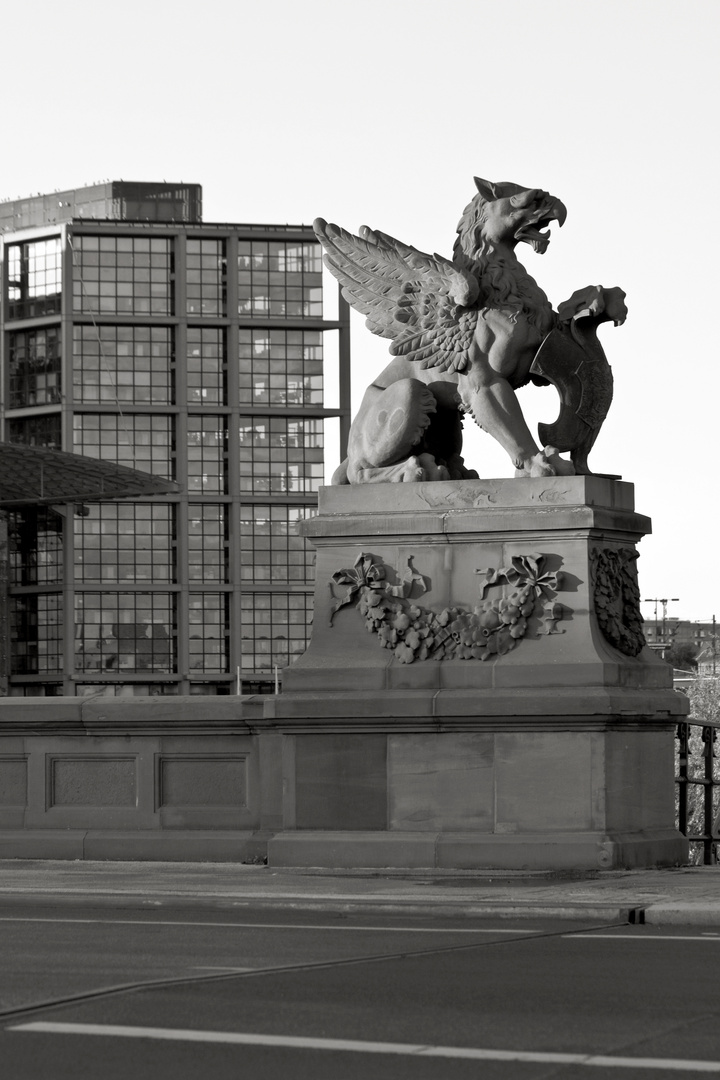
{"left": 643, "top": 903, "right": 720, "bottom": 927}
{"left": 0, "top": 889, "right": 717, "bottom": 925}
{"left": 0, "top": 889, "right": 638, "bottom": 922}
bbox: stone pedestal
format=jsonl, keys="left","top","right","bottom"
{"left": 264, "top": 477, "right": 688, "bottom": 870}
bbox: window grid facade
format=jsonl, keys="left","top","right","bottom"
{"left": 7, "top": 414, "right": 62, "bottom": 449}
{"left": 187, "top": 327, "right": 226, "bottom": 406}
{"left": 8, "top": 509, "right": 64, "bottom": 586}
{"left": 11, "top": 594, "right": 63, "bottom": 674}
{"left": 238, "top": 328, "right": 322, "bottom": 407}
{"left": 187, "top": 416, "right": 227, "bottom": 493}
{"left": 73, "top": 325, "right": 173, "bottom": 405}
{"left": 6, "top": 237, "right": 62, "bottom": 320}
{"left": 1, "top": 198, "right": 351, "bottom": 695}
{"left": 74, "top": 503, "right": 175, "bottom": 584}
{"left": 239, "top": 416, "right": 324, "bottom": 495}
{"left": 240, "top": 592, "right": 314, "bottom": 675}
{"left": 74, "top": 592, "right": 176, "bottom": 674}
{"left": 188, "top": 504, "right": 228, "bottom": 583}
{"left": 237, "top": 240, "right": 322, "bottom": 318}
{"left": 72, "top": 235, "right": 173, "bottom": 316}
{"left": 73, "top": 414, "right": 174, "bottom": 478}
{"left": 239, "top": 505, "right": 315, "bottom": 584}
{"left": 8, "top": 327, "right": 62, "bottom": 408}
{"left": 186, "top": 238, "right": 226, "bottom": 316}
{"left": 188, "top": 593, "right": 230, "bottom": 673}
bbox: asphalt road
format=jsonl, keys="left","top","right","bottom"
{"left": 1, "top": 902, "right": 719, "bottom": 1078}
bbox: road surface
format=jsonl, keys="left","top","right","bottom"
{"left": 1, "top": 901, "right": 719, "bottom": 1078}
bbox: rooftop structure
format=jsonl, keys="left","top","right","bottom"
{"left": 0, "top": 181, "right": 202, "bottom": 232}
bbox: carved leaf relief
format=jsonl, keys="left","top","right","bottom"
{"left": 590, "top": 546, "right": 645, "bottom": 657}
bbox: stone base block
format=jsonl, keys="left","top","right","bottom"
{"left": 269, "top": 721, "right": 688, "bottom": 870}
{"left": 264, "top": 477, "right": 689, "bottom": 871}
{"left": 0, "top": 829, "right": 268, "bottom": 863}
{"left": 268, "top": 829, "right": 687, "bottom": 871}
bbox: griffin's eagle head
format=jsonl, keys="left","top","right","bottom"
{"left": 455, "top": 177, "right": 567, "bottom": 260}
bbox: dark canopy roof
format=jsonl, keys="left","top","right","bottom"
{"left": 0, "top": 443, "right": 180, "bottom": 508}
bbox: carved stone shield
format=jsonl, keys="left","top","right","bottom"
{"left": 530, "top": 316, "right": 614, "bottom": 475}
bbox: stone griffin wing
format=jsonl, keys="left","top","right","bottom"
{"left": 313, "top": 218, "right": 480, "bottom": 374}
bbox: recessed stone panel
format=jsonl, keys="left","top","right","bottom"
{"left": 159, "top": 757, "right": 248, "bottom": 808}
{"left": 0, "top": 758, "right": 27, "bottom": 806}
{"left": 388, "top": 733, "right": 494, "bottom": 831}
{"left": 295, "top": 735, "right": 387, "bottom": 830}
{"left": 50, "top": 757, "right": 136, "bottom": 807}
{"left": 495, "top": 732, "right": 594, "bottom": 832}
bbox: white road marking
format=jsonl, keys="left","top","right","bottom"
{"left": 9, "top": 1022, "right": 720, "bottom": 1072}
{"left": 566, "top": 934, "right": 720, "bottom": 942}
{"left": 0, "top": 917, "right": 532, "bottom": 934}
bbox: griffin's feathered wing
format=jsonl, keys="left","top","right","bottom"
{"left": 313, "top": 218, "right": 481, "bottom": 374}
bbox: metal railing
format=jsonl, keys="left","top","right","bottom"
{"left": 676, "top": 719, "right": 720, "bottom": 864}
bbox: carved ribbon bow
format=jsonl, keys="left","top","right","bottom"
{"left": 476, "top": 553, "right": 562, "bottom": 601}
{"left": 328, "top": 552, "right": 427, "bottom": 625}
{"left": 329, "top": 553, "right": 386, "bottom": 625}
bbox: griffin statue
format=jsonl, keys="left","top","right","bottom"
{"left": 314, "top": 177, "right": 627, "bottom": 483}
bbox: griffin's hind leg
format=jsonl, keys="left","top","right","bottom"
{"left": 345, "top": 378, "right": 449, "bottom": 484}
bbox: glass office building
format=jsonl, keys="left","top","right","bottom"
{"left": 0, "top": 182, "right": 351, "bottom": 696}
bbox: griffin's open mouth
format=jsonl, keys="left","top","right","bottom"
{"left": 515, "top": 197, "right": 567, "bottom": 253}
{"left": 515, "top": 222, "right": 553, "bottom": 253}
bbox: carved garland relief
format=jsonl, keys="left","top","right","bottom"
{"left": 590, "top": 547, "right": 646, "bottom": 657}
{"left": 329, "top": 552, "right": 565, "bottom": 664}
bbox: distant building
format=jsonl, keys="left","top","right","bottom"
{"left": 644, "top": 618, "right": 718, "bottom": 670}
{"left": 0, "top": 181, "right": 351, "bottom": 696}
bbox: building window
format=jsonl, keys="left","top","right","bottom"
{"left": 73, "top": 325, "right": 173, "bottom": 405}
{"left": 6, "top": 414, "right": 62, "bottom": 449}
{"left": 8, "top": 509, "right": 63, "bottom": 586}
{"left": 237, "top": 240, "right": 322, "bottom": 318}
{"left": 6, "top": 237, "right": 62, "bottom": 320}
{"left": 11, "top": 594, "right": 63, "bottom": 674}
{"left": 240, "top": 592, "right": 313, "bottom": 675}
{"left": 238, "top": 504, "right": 315, "bottom": 583}
{"left": 72, "top": 235, "right": 173, "bottom": 316}
{"left": 188, "top": 504, "right": 228, "bottom": 583}
{"left": 238, "top": 329, "right": 322, "bottom": 406}
{"left": 188, "top": 593, "right": 229, "bottom": 673}
{"left": 8, "top": 327, "right": 62, "bottom": 408}
{"left": 74, "top": 592, "right": 176, "bottom": 674}
{"left": 187, "top": 327, "right": 226, "bottom": 406}
{"left": 75, "top": 503, "right": 174, "bottom": 584}
{"left": 187, "top": 416, "right": 227, "bottom": 493}
{"left": 186, "top": 238, "right": 226, "bottom": 316}
{"left": 73, "top": 414, "right": 174, "bottom": 478}
{"left": 238, "top": 416, "right": 323, "bottom": 495}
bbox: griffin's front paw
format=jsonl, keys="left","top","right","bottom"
{"left": 515, "top": 449, "right": 573, "bottom": 478}
{"left": 516, "top": 453, "right": 555, "bottom": 478}
{"left": 599, "top": 287, "right": 628, "bottom": 326}
{"left": 543, "top": 446, "right": 575, "bottom": 475}
{"left": 557, "top": 285, "right": 627, "bottom": 326}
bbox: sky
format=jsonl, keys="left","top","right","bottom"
{"left": 3, "top": 0, "right": 719, "bottom": 622}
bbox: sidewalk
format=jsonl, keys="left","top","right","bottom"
{"left": 0, "top": 861, "right": 718, "bottom": 925}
